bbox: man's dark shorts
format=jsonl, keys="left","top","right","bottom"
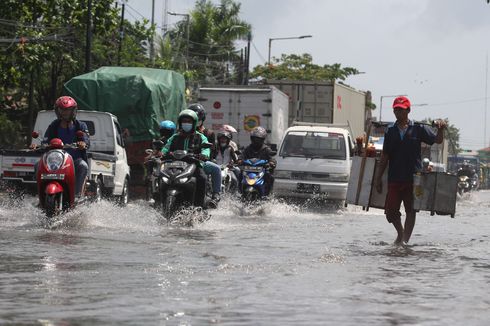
{"left": 384, "top": 182, "right": 415, "bottom": 223}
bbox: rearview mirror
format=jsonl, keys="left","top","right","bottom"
{"left": 31, "top": 131, "right": 39, "bottom": 139}
{"left": 76, "top": 130, "right": 85, "bottom": 139}
{"left": 270, "top": 151, "right": 277, "bottom": 157}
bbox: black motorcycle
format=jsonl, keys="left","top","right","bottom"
{"left": 158, "top": 143, "right": 212, "bottom": 222}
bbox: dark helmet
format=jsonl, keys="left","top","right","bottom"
{"left": 187, "top": 103, "right": 206, "bottom": 122}
{"left": 250, "top": 126, "right": 267, "bottom": 148}
{"left": 159, "top": 120, "right": 176, "bottom": 138}
{"left": 250, "top": 126, "right": 267, "bottom": 139}
{"left": 54, "top": 96, "right": 77, "bottom": 120}
{"left": 177, "top": 109, "right": 198, "bottom": 131}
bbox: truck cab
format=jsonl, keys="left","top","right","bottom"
{"left": 273, "top": 123, "right": 355, "bottom": 202}
{"left": 1, "top": 110, "right": 130, "bottom": 202}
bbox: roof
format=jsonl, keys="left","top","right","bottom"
{"left": 477, "top": 147, "right": 490, "bottom": 153}
{"left": 285, "top": 125, "right": 350, "bottom": 135}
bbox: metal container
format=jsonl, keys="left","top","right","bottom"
{"left": 413, "top": 172, "right": 458, "bottom": 217}
{"left": 346, "top": 156, "right": 387, "bottom": 209}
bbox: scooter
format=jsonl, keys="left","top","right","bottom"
{"left": 218, "top": 163, "right": 240, "bottom": 195}
{"left": 33, "top": 131, "right": 98, "bottom": 226}
{"left": 159, "top": 143, "right": 212, "bottom": 223}
{"left": 457, "top": 175, "right": 471, "bottom": 196}
{"left": 144, "top": 140, "right": 165, "bottom": 204}
{"left": 240, "top": 158, "right": 272, "bottom": 202}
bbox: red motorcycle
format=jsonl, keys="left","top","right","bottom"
{"left": 33, "top": 131, "right": 88, "bottom": 220}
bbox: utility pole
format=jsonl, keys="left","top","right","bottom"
{"left": 85, "top": 0, "right": 92, "bottom": 72}
{"left": 485, "top": 53, "right": 488, "bottom": 147}
{"left": 244, "top": 32, "right": 251, "bottom": 85}
{"left": 150, "top": 0, "right": 155, "bottom": 65}
{"left": 117, "top": 1, "right": 126, "bottom": 66}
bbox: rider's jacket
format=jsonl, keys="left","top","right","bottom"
{"left": 43, "top": 119, "right": 90, "bottom": 162}
{"left": 214, "top": 145, "right": 238, "bottom": 166}
{"left": 161, "top": 131, "right": 210, "bottom": 167}
{"left": 241, "top": 144, "right": 276, "bottom": 167}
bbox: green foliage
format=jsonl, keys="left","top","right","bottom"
{"left": 160, "top": 0, "right": 251, "bottom": 84}
{"left": 0, "top": 112, "right": 24, "bottom": 149}
{"left": 251, "top": 53, "right": 361, "bottom": 81}
{"left": 0, "top": 0, "right": 154, "bottom": 148}
{"left": 422, "top": 118, "right": 461, "bottom": 155}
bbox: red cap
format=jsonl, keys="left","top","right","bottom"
{"left": 392, "top": 96, "right": 411, "bottom": 110}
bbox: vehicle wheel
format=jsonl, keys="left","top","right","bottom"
{"left": 163, "top": 195, "right": 176, "bottom": 221}
{"left": 118, "top": 178, "right": 129, "bottom": 206}
{"left": 92, "top": 178, "right": 103, "bottom": 203}
{"left": 45, "top": 193, "right": 61, "bottom": 218}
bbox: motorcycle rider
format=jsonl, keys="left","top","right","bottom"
{"left": 187, "top": 103, "right": 222, "bottom": 203}
{"left": 238, "top": 126, "right": 276, "bottom": 196}
{"left": 145, "top": 120, "right": 176, "bottom": 193}
{"left": 161, "top": 109, "right": 210, "bottom": 208}
{"left": 214, "top": 130, "right": 240, "bottom": 188}
{"left": 457, "top": 160, "right": 478, "bottom": 189}
{"left": 33, "top": 96, "right": 90, "bottom": 197}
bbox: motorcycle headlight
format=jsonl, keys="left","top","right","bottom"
{"left": 45, "top": 151, "right": 64, "bottom": 171}
{"left": 161, "top": 176, "right": 170, "bottom": 184}
{"left": 246, "top": 176, "right": 257, "bottom": 185}
{"left": 177, "top": 177, "right": 189, "bottom": 184}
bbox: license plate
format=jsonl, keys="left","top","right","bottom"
{"left": 244, "top": 166, "right": 262, "bottom": 173}
{"left": 167, "top": 161, "right": 186, "bottom": 168}
{"left": 41, "top": 173, "right": 65, "bottom": 180}
{"left": 296, "top": 183, "right": 320, "bottom": 193}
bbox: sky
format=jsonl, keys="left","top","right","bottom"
{"left": 129, "top": 0, "right": 490, "bottom": 150}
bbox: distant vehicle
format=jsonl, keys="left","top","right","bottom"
{"left": 273, "top": 123, "right": 355, "bottom": 203}
{"left": 198, "top": 86, "right": 289, "bottom": 150}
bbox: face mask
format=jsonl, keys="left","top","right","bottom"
{"left": 220, "top": 142, "right": 228, "bottom": 148}
{"left": 181, "top": 123, "right": 193, "bottom": 133}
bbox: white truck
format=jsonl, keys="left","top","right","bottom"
{"left": 0, "top": 110, "right": 130, "bottom": 203}
{"left": 198, "top": 86, "right": 289, "bottom": 149}
{"left": 273, "top": 122, "right": 355, "bottom": 202}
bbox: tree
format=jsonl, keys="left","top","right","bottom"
{"left": 0, "top": 0, "right": 154, "bottom": 147}
{"left": 422, "top": 118, "right": 461, "bottom": 156}
{"left": 251, "top": 53, "right": 360, "bottom": 81}
{"left": 162, "top": 0, "right": 251, "bottom": 84}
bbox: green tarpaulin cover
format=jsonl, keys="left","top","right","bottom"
{"left": 64, "top": 66, "right": 186, "bottom": 142}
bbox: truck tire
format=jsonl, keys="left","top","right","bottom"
{"left": 118, "top": 178, "right": 129, "bottom": 206}
{"left": 92, "top": 178, "right": 103, "bottom": 203}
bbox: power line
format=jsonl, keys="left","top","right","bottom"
{"left": 251, "top": 40, "right": 266, "bottom": 64}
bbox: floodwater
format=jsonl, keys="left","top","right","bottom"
{"left": 0, "top": 191, "right": 489, "bottom": 325}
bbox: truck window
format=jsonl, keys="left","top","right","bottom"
{"left": 114, "top": 121, "right": 124, "bottom": 147}
{"left": 280, "top": 131, "right": 346, "bottom": 160}
{"left": 80, "top": 120, "right": 95, "bottom": 136}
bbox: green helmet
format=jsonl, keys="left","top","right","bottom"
{"left": 178, "top": 109, "right": 199, "bottom": 131}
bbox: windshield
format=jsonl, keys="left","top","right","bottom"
{"left": 279, "top": 131, "right": 346, "bottom": 160}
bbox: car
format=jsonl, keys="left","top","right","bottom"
{"left": 273, "top": 123, "right": 355, "bottom": 202}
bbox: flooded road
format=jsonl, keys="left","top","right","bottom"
{"left": 1, "top": 191, "right": 489, "bottom": 325}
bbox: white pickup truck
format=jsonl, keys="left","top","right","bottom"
{"left": 273, "top": 122, "right": 355, "bottom": 203}
{"left": 0, "top": 110, "right": 130, "bottom": 204}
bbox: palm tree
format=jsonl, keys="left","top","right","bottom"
{"left": 167, "top": 0, "right": 251, "bottom": 84}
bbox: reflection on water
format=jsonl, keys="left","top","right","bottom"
{"left": 0, "top": 192, "right": 489, "bottom": 324}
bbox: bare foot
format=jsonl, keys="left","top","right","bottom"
{"left": 394, "top": 235, "right": 403, "bottom": 245}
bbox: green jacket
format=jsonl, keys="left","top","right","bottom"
{"left": 161, "top": 131, "right": 210, "bottom": 166}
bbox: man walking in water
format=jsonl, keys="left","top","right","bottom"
{"left": 374, "top": 96, "right": 446, "bottom": 244}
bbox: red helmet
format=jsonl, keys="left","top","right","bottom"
{"left": 54, "top": 96, "right": 78, "bottom": 120}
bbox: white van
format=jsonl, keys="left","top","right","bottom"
{"left": 273, "top": 123, "right": 355, "bottom": 201}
